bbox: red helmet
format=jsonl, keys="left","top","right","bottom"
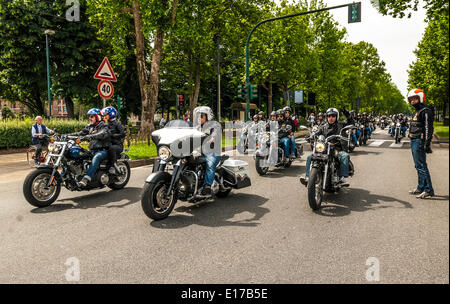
{"left": 407, "top": 88, "right": 425, "bottom": 103}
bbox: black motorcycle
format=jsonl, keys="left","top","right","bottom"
{"left": 306, "top": 126, "right": 355, "bottom": 210}
{"left": 23, "top": 134, "right": 131, "bottom": 207}
{"left": 141, "top": 125, "right": 251, "bottom": 220}
{"left": 393, "top": 122, "right": 403, "bottom": 144}
{"left": 254, "top": 124, "right": 302, "bottom": 175}
{"left": 358, "top": 123, "right": 369, "bottom": 146}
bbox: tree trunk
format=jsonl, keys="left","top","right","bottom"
{"left": 65, "top": 95, "right": 74, "bottom": 119}
{"left": 262, "top": 78, "right": 273, "bottom": 114}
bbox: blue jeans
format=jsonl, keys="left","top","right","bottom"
{"left": 204, "top": 153, "right": 221, "bottom": 186}
{"left": 281, "top": 137, "right": 290, "bottom": 157}
{"left": 392, "top": 126, "right": 406, "bottom": 137}
{"left": 86, "top": 151, "right": 108, "bottom": 178}
{"left": 365, "top": 126, "right": 372, "bottom": 137}
{"left": 289, "top": 135, "right": 296, "bottom": 156}
{"left": 305, "top": 151, "right": 350, "bottom": 178}
{"left": 410, "top": 138, "right": 434, "bottom": 194}
{"left": 352, "top": 130, "right": 358, "bottom": 145}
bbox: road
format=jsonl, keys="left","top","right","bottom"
{"left": 0, "top": 128, "right": 448, "bottom": 283}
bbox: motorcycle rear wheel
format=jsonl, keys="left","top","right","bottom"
{"left": 307, "top": 167, "right": 323, "bottom": 210}
{"left": 255, "top": 157, "right": 269, "bottom": 175}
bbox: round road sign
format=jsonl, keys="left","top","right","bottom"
{"left": 98, "top": 80, "right": 114, "bottom": 99}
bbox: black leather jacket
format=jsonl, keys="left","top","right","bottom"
{"left": 408, "top": 103, "right": 434, "bottom": 146}
{"left": 315, "top": 122, "right": 344, "bottom": 150}
{"left": 70, "top": 121, "right": 111, "bottom": 151}
{"left": 107, "top": 119, "right": 125, "bottom": 147}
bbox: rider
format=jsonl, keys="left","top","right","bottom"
{"left": 283, "top": 106, "right": 296, "bottom": 159}
{"left": 300, "top": 108, "right": 351, "bottom": 187}
{"left": 101, "top": 106, "right": 125, "bottom": 174}
{"left": 69, "top": 108, "right": 111, "bottom": 187}
{"left": 360, "top": 112, "right": 372, "bottom": 139}
{"left": 315, "top": 112, "right": 326, "bottom": 126}
{"left": 31, "top": 116, "right": 55, "bottom": 165}
{"left": 277, "top": 109, "right": 291, "bottom": 162}
{"left": 194, "top": 106, "right": 221, "bottom": 198}
{"left": 342, "top": 109, "right": 358, "bottom": 146}
{"left": 258, "top": 111, "right": 266, "bottom": 122}
{"left": 391, "top": 113, "right": 408, "bottom": 137}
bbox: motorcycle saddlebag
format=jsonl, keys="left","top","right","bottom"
{"left": 222, "top": 159, "right": 251, "bottom": 189}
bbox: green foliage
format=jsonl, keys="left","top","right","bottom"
{"left": 0, "top": 118, "right": 87, "bottom": 148}
{"left": 1, "top": 105, "right": 15, "bottom": 119}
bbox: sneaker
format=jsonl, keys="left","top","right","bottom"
{"left": 78, "top": 176, "right": 91, "bottom": 187}
{"left": 416, "top": 191, "right": 434, "bottom": 199}
{"left": 300, "top": 176, "right": 308, "bottom": 186}
{"left": 338, "top": 177, "right": 350, "bottom": 187}
{"left": 408, "top": 188, "right": 423, "bottom": 195}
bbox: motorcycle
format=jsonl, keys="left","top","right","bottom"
{"left": 342, "top": 125, "right": 358, "bottom": 153}
{"left": 306, "top": 125, "right": 355, "bottom": 210}
{"left": 380, "top": 119, "right": 386, "bottom": 130}
{"left": 254, "top": 124, "right": 302, "bottom": 175}
{"left": 302, "top": 124, "right": 320, "bottom": 151}
{"left": 358, "top": 123, "right": 369, "bottom": 146}
{"left": 141, "top": 121, "right": 251, "bottom": 220}
{"left": 393, "top": 122, "right": 403, "bottom": 143}
{"left": 237, "top": 121, "right": 259, "bottom": 154}
{"left": 23, "top": 134, "right": 131, "bottom": 207}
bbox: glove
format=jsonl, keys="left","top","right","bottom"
{"left": 425, "top": 144, "right": 432, "bottom": 154}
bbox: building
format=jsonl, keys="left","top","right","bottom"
{"left": 0, "top": 98, "right": 67, "bottom": 118}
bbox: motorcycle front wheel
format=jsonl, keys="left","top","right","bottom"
{"left": 141, "top": 181, "right": 177, "bottom": 220}
{"left": 255, "top": 157, "right": 269, "bottom": 175}
{"left": 307, "top": 167, "right": 323, "bottom": 210}
{"left": 23, "top": 168, "right": 61, "bottom": 207}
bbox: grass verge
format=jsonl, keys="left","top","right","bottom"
{"left": 434, "top": 122, "right": 449, "bottom": 138}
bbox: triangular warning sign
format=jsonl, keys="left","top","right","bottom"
{"left": 94, "top": 57, "right": 117, "bottom": 82}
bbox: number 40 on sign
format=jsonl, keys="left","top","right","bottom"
{"left": 98, "top": 80, "right": 114, "bottom": 99}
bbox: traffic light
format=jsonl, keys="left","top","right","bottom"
{"left": 249, "top": 84, "right": 258, "bottom": 100}
{"left": 307, "top": 92, "right": 316, "bottom": 106}
{"left": 237, "top": 85, "right": 245, "bottom": 99}
{"left": 348, "top": 2, "right": 361, "bottom": 23}
{"left": 178, "top": 94, "right": 184, "bottom": 109}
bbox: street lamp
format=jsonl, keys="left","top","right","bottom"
{"left": 44, "top": 29, "right": 55, "bottom": 119}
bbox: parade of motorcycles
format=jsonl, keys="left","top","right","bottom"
{"left": 0, "top": 0, "right": 448, "bottom": 296}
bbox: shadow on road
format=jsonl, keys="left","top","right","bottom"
{"left": 428, "top": 195, "right": 450, "bottom": 201}
{"left": 30, "top": 187, "right": 141, "bottom": 213}
{"left": 150, "top": 193, "right": 269, "bottom": 229}
{"left": 261, "top": 163, "right": 305, "bottom": 178}
{"left": 350, "top": 150, "right": 382, "bottom": 156}
{"left": 314, "top": 187, "right": 413, "bottom": 217}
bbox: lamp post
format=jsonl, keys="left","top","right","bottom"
{"left": 44, "top": 29, "right": 55, "bottom": 119}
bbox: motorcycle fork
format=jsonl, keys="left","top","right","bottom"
{"left": 45, "top": 166, "right": 59, "bottom": 189}
{"left": 165, "top": 160, "right": 185, "bottom": 199}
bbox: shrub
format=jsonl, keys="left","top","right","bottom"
{"left": 0, "top": 117, "right": 87, "bottom": 148}
{"left": 1, "top": 106, "right": 15, "bottom": 119}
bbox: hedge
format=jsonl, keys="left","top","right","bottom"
{"left": 0, "top": 118, "right": 88, "bottom": 149}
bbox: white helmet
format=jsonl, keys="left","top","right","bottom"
{"left": 326, "top": 107, "right": 339, "bottom": 120}
{"left": 193, "top": 106, "right": 214, "bottom": 126}
{"left": 407, "top": 88, "right": 425, "bottom": 103}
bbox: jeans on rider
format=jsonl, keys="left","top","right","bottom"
{"left": 365, "top": 126, "right": 372, "bottom": 137}
{"left": 281, "top": 137, "right": 291, "bottom": 158}
{"left": 352, "top": 130, "right": 358, "bottom": 145}
{"left": 86, "top": 151, "right": 108, "bottom": 178}
{"left": 401, "top": 126, "right": 407, "bottom": 137}
{"left": 410, "top": 138, "right": 434, "bottom": 195}
{"left": 289, "top": 135, "right": 296, "bottom": 156}
{"left": 305, "top": 151, "right": 350, "bottom": 178}
{"left": 204, "top": 153, "right": 221, "bottom": 186}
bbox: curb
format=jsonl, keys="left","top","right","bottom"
{"left": 433, "top": 133, "right": 449, "bottom": 143}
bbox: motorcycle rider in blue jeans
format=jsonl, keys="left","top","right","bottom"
{"left": 194, "top": 106, "right": 222, "bottom": 197}
{"left": 300, "top": 108, "right": 350, "bottom": 187}
{"left": 407, "top": 89, "right": 434, "bottom": 199}
{"left": 68, "top": 108, "right": 111, "bottom": 187}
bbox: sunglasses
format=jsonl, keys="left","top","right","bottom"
{"left": 328, "top": 114, "right": 337, "bottom": 117}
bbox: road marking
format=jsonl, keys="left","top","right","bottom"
{"left": 389, "top": 142, "right": 404, "bottom": 148}
{"left": 369, "top": 140, "right": 384, "bottom": 147}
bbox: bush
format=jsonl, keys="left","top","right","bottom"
{"left": 0, "top": 117, "right": 88, "bottom": 148}
{"left": 1, "top": 106, "right": 15, "bottom": 119}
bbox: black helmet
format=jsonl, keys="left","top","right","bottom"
{"left": 326, "top": 107, "right": 339, "bottom": 120}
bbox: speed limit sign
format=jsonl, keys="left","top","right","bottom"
{"left": 98, "top": 80, "right": 114, "bottom": 99}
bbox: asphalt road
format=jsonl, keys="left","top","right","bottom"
{"left": 0, "top": 128, "right": 448, "bottom": 283}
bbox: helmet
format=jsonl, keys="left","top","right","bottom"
{"left": 326, "top": 108, "right": 339, "bottom": 120}
{"left": 407, "top": 88, "right": 425, "bottom": 103}
{"left": 276, "top": 109, "right": 285, "bottom": 116}
{"left": 283, "top": 106, "right": 291, "bottom": 113}
{"left": 193, "top": 106, "right": 214, "bottom": 126}
{"left": 253, "top": 115, "right": 259, "bottom": 120}
{"left": 101, "top": 106, "right": 118, "bottom": 119}
{"left": 317, "top": 112, "right": 324, "bottom": 118}
{"left": 270, "top": 111, "right": 276, "bottom": 117}
{"left": 258, "top": 111, "right": 264, "bottom": 115}
{"left": 87, "top": 108, "right": 102, "bottom": 122}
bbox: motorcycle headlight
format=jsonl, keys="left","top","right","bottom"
{"left": 312, "top": 126, "right": 318, "bottom": 132}
{"left": 48, "top": 144, "right": 60, "bottom": 153}
{"left": 315, "top": 142, "right": 325, "bottom": 153}
{"left": 158, "top": 146, "right": 171, "bottom": 161}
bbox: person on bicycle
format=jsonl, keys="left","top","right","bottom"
{"left": 31, "top": 116, "right": 55, "bottom": 165}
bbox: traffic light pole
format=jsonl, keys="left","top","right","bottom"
{"left": 244, "top": 2, "right": 359, "bottom": 121}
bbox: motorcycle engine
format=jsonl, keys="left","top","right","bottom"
{"left": 180, "top": 171, "right": 197, "bottom": 198}
{"left": 100, "top": 173, "right": 109, "bottom": 185}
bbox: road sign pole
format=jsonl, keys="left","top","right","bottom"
{"left": 103, "top": 98, "right": 106, "bottom": 109}
{"left": 45, "top": 34, "right": 52, "bottom": 119}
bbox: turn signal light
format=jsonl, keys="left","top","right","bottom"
{"left": 75, "top": 139, "right": 80, "bottom": 144}
{"left": 50, "top": 138, "right": 54, "bottom": 143}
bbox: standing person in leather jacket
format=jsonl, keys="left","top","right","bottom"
{"left": 69, "top": 108, "right": 111, "bottom": 187}
{"left": 102, "top": 106, "right": 125, "bottom": 174}
{"left": 407, "top": 89, "right": 434, "bottom": 199}
{"left": 300, "top": 108, "right": 350, "bottom": 187}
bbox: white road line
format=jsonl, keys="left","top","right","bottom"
{"left": 369, "top": 140, "right": 384, "bottom": 147}
{"left": 389, "top": 142, "right": 404, "bottom": 148}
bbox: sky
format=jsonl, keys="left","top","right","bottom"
{"left": 278, "top": 0, "right": 428, "bottom": 96}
